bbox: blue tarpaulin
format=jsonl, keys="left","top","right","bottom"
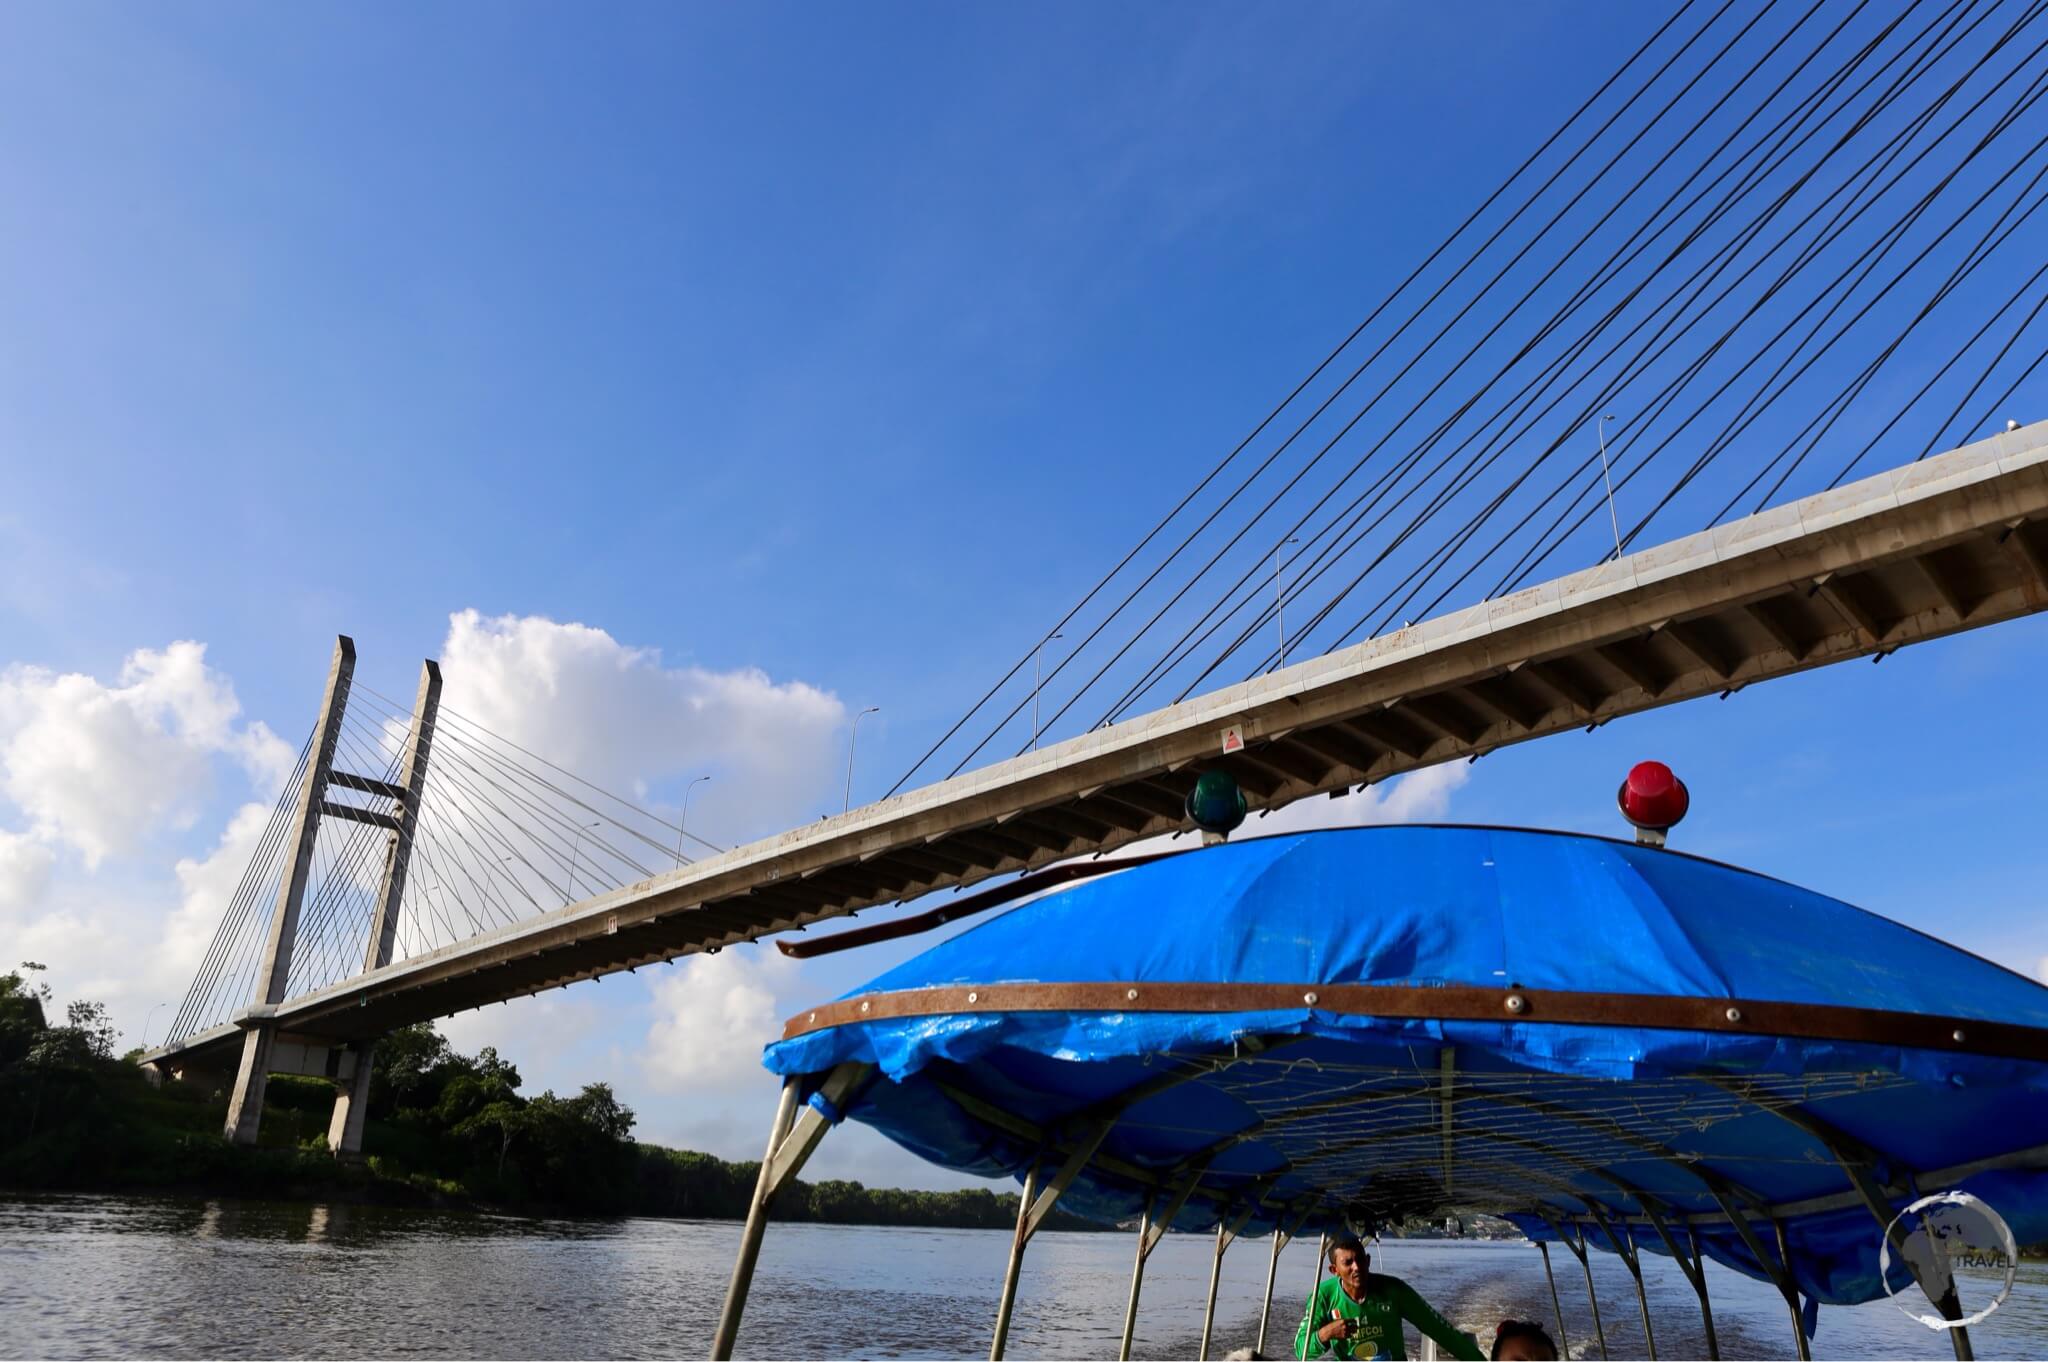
{"left": 763, "top": 826, "right": 2048, "bottom": 1326}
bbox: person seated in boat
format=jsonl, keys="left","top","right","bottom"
{"left": 1489, "top": 1319, "right": 1557, "bottom": 1361}
{"left": 1294, "top": 1234, "right": 1484, "bottom": 1360}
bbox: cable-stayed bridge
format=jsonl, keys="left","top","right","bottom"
{"left": 142, "top": 0, "right": 2048, "bottom": 1152}
{"left": 144, "top": 425, "right": 2048, "bottom": 1148}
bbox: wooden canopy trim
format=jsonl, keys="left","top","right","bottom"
{"left": 781, "top": 981, "right": 2048, "bottom": 1064}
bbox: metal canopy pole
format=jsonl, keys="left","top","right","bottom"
{"left": 1589, "top": 1210, "right": 1656, "bottom": 1362}
{"left": 1568, "top": 1223, "right": 1609, "bottom": 1361}
{"left": 1200, "top": 1218, "right": 1228, "bottom": 1361}
{"left": 1120, "top": 1164, "right": 1209, "bottom": 1361}
{"left": 1626, "top": 1224, "right": 1657, "bottom": 1360}
{"left": 1537, "top": 1241, "right": 1569, "bottom": 1360}
{"left": 1119, "top": 1193, "right": 1156, "bottom": 1362}
{"left": 1772, "top": 1220, "right": 1814, "bottom": 1362}
{"left": 991, "top": 1119, "right": 1114, "bottom": 1362}
{"left": 711, "top": 1080, "right": 799, "bottom": 1361}
{"left": 1838, "top": 1153, "right": 1973, "bottom": 1358}
{"left": 1198, "top": 1200, "right": 1262, "bottom": 1361}
{"left": 1687, "top": 1222, "right": 1720, "bottom": 1361}
{"left": 1638, "top": 1200, "right": 1717, "bottom": 1362}
{"left": 1258, "top": 1205, "right": 1314, "bottom": 1357}
{"left": 711, "top": 1062, "right": 872, "bottom": 1361}
{"left": 1703, "top": 1185, "right": 1808, "bottom": 1362}
{"left": 1699, "top": 1076, "right": 1970, "bottom": 1359}
{"left": 990, "top": 1156, "right": 1043, "bottom": 1362}
{"left": 1258, "top": 1225, "right": 1287, "bottom": 1357}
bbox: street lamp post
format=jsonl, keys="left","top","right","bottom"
{"left": 844, "top": 706, "right": 880, "bottom": 813}
{"left": 565, "top": 820, "right": 601, "bottom": 903}
{"left": 1032, "top": 634, "right": 1064, "bottom": 750}
{"left": 678, "top": 775, "right": 711, "bottom": 861}
{"left": 1275, "top": 536, "right": 1302, "bottom": 666}
{"left": 1596, "top": 413, "right": 1623, "bottom": 560}
{"left": 141, "top": 1000, "right": 167, "bottom": 1051}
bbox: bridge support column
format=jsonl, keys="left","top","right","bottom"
{"left": 227, "top": 636, "right": 355, "bottom": 1146}
{"left": 326, "top": 1044, "right": 376, "bottom": 1159}
{"left": 223, "top": 1027, "right": 278, "bottom": 1144}
{"left": 325, "top": 659, "right": 441, "bottom": 1159}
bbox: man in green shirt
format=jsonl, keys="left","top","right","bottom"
{"left": 1294, "top": 1234, "right": 1484, "bottom": 1361}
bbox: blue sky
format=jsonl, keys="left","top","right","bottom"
{"left": 2, "top": 3, "right": 2044, "bottom": 1188}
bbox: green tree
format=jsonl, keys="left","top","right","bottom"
{"left": 0, "top": 963, "right": 52, "bottom": 1068}
{"left": 452, "top": 1099, "right": 531, "bottom": 1178}
{"left": 367, "top": 1021, "right": 454, "bottom": 1119}
{"left": 64, "top": 999, "right": 118, "bottom": 1060}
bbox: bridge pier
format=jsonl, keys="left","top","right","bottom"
{"left": 326, "top": 1043, "right": 376, "bottom": 1158}
{"left": 224, "top": 1027, "right": 280, "bottom": 1145}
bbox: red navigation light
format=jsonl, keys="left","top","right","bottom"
{"left": 1617, "top": 761, "right": 1689, "bottom": 845}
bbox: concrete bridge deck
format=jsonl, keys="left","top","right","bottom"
{"left": 147, "top": 422, "right": 2048, "bottom": 1077}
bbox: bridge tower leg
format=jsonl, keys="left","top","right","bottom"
{"left": 327, "top": 659, "right": 441, "bottom": 1158}
{"left": 224, "top": 636, "right": 355, "bottom": 1146}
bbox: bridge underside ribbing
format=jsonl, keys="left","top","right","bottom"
{"left": 147, "top": 424, "right": 2048, "bottom": 1079}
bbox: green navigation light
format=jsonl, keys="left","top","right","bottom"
{"left": 1185, "top": 769, "right": 1248, "bottom": 838}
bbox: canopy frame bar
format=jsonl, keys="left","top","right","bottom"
{"left": 990, "top": 1154, "right": 1042, "bottom": 1362}
{"left": 710, "top": 1060, "right": 873, "bottom": 1361}
{"left": 1640, "top": 1205, "right": 1717, "bottom": 1360}
{"left": 1588, "top": 1206, "right": 1656, "bottom": 1360}
{"left": 1772, "top": 1219, "right": 1814, "bottom": 1362}
{"left": 1258, "top": 1203, "right": 1318, "bottom": 1358}
{"left": 1555, "top": 1219, "right": 1609, "bottom": 1361}
{"left": 1471, "top": 1087, "right": 1781, "bottom": 1215}
{"left": 782, "top": 981, "right": 2048, "bottom": 1065}
{"left": 1701, "top": 1076, "right": 1975, "bottom": 1361}
{"left": 1703, "top": 1186, "right": 1809, "bottom": 1362}
{"left": 915, "top": 1035, "right": 2043, "bottom": 1239}
{"left": 1118, "top": 1191, "right": 1158, "bottom": 1362}
{"left": 1199, "top": 1191, "right": 1269, "bottom": 1361}
{"left": 1537, "top": 1241, "right": 1569, "bottom": 1359}
{"left": 1517, "top": 1136, "right": 2048, "bottom": 1230}
{"left": 991, "top": 1120, "right": 1115, "bottom": 1360}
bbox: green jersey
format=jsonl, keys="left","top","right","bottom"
{"left": 1292, "top": 1272, "right": 1484, "bottom": 1361}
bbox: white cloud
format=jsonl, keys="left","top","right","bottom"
{"left": 1251, "top": 759, "right": 1472, "bottom": 834}
{"left": 159, "top": 801, "right": 273, "bottom": 986}
{"left": 0, "top": 829, "right": 54, "bottom": 919}
{"left": 0, "top": 641, "right": 297, "bottom": 1041}
{"left": 436, "top": 610, "right": 845, "bottom": 845}
{"left": 437, "top": 983, "right": 621, "bottom": 1093}
{"left": 642, "top": 947, "right": 798, "bottom": 1092}
{"left": 0, "top": 642, "right": 289, "bottom": 867}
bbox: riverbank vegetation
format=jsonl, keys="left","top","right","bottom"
{"left": 1, "top": 964, "right": 1092, "bottom": 1229}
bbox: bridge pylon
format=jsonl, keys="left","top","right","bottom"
{"left": 326, "top": 656, "right": 441, "bottom": 1157}
{"left": 220, "top": 637, "right": 443, "bottom": 1155}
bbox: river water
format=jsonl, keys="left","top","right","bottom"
{"left": 1, "top": 1195, "right": 2041, "bottom": 1359}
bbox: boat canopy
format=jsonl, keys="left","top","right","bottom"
{"left": 763, "top": 826, "right": 2048, "bottom": 1334}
